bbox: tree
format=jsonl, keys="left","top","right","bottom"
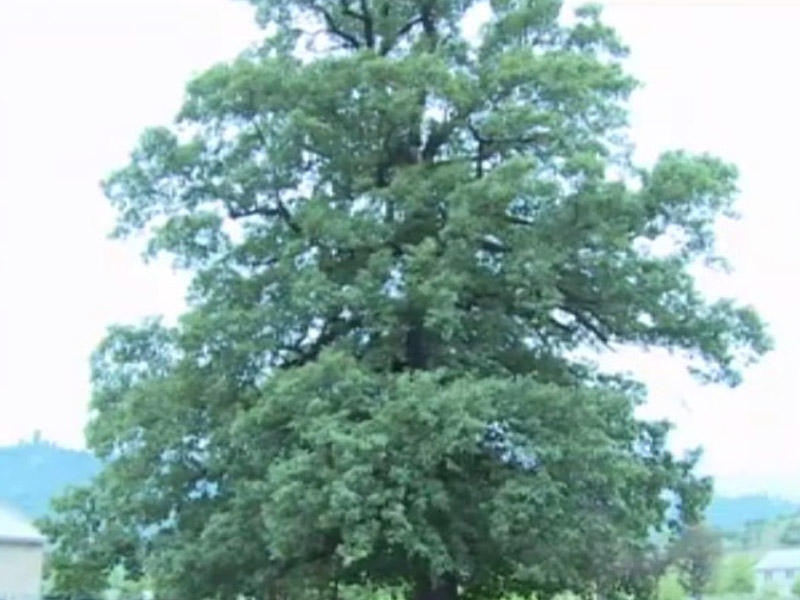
{"left": 40, "top": 1, "right": 770, "bottom": 599}
{"left": 725, "top": 556, "right": 756, "bottom": 594}
{"left": 763, "top": 583, "right": 781, "bottom": 600}
{"left": 791, "top": 574, "right": 800, "bottom": 599}
{"left": 781, "top": 522, "right": 800, "bottom": 546}
{"left": 744, "top": 519, "right": 768, "bottom": 549}
{"left": 40, "top": 487, "right": 133, "bottom": 599}
{"left": 713, "top": 555, "right": 755, "bottom": 594}
{"left": 658, "top": 571, "right": 687, "bottom": 600}
{"left": 669, "top": 524, "right": 723, "bottom": 600}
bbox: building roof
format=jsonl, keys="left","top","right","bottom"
{"left": 756, "top": 549, "right": 800, "bottom": 571}
{"left": 0, "top": 504, "right": 45, "bottom": 545}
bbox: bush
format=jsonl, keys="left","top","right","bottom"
{"left": 781, "top": 523, "right": 800, "bottom": 546}
{"left": 723, "top": 555, "right": 756, "bottom": 594}
{"left": 658, "top": 571, "right": 687, "bottom": 600}
{"left": 791, "top": 575, "right": 800, "bottom": 599}
{"left": 762, "top": 583, "right": 781, "bottom": 600}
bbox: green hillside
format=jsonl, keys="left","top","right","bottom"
{"left": 0, "top": 437, "right": 99, "bottom": 517}
{"left": 707, "top": 495, "right": 799, "bottom": 532}
{"left": 720, "top": 514, "right": 800, "bottom": 552}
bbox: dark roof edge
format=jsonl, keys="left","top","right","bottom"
{"left": 0, "top": 534, "right": 46, "bottom": 546}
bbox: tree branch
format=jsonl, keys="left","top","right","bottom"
{"left": 229, "top": 194, "right": 299, "bottom": 236}
{"left": 227, "top": 205, "right": 280, "bottom": 219}
{"left": 336, "top": 1, "right": 374, "bottom": 48}
{"left": 276, "top": 198, "right": 302, "bottom": 234}
{"left": 339, "top": 0, "right": 363, "bottom": 20}
{"left": 420, "top": 1, "right": 437, "bottom": 39}
{"left": 569, "top": 308, "right": 611, "bottom": 345}
{"left": 468, "top": 121, "right": 552, "bottom": 150}
{"left": 505, "top": 215, "right": 535, "bottom": 226}
{"left": 422, "top": 119, "right": 460, "bottom": 162}
{"left": 357, "top": 0, "right": 374, "bottom": 48}
{"left": 313, "top": 4, "right": 361, "bottom": 50}
{"left": 480, "top": 235, "right": 509, "bottom": 253}
{"left": 248, "top": 121, "right": 303, "bottom": 235}
{"left": 396, "top": 16, "right": 424, "bottom": 38}
{"left": 467, "top": 122, "right": 484, "bottom": 178}
{"left": 279, "top": 314, "right": 363, "bottom": 369}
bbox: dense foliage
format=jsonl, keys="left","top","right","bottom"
{"left": 41, "top": 1, "right": 770, "bottom": 599}
{"left": 714, "top": 556, "right": 755, "bottom": 595}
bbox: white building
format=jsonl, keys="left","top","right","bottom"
{"left": 755, "top": 549, "right": 800, "bottom": 596}
{"left": 0, "top": 504, "right": 45, "bottom": 600}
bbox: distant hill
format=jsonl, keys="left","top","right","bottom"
{"left": 0, "top": 438, "right": 99, "bottom": 518}
{"left": 706, "top": 495, "right": 799, "bottom": 531}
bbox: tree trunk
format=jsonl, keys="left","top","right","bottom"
{"left": 413, "top": 577, "right": 458, "bottom": 600}
{"left": 405, "top": 320, "right": 429, "bottom": 370}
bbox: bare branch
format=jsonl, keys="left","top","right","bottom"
{"left": 480, "top": 235, "right": 509, "bottom": 253}
{"left": 468, "top": 121, "right": 552, "bottom": 149}
{"left": 227, "top": 205, "right": 280, "bottom": 219}
{"left": 505, "top": 215, "right": 535, "bottom": 226}
{"left": 275, "top": 198, "right": 302, "bottom": 234}
{"left": 467, "top": 122, "right": 485, "bottom": 178}
{"left": 313, "top": 4, "right": 361, "bottom": 49}
{"left": 396, "top": 16, "right": 424, "bottom": 38}
{"left": 568, "top": 308, "right": 611, "bottom": 345}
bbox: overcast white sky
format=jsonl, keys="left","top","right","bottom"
{"left": 1, "top": 0, "right": 798, "bottom": 499}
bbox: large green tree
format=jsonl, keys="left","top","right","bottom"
{"left": 41, "top": 1, "right": 770, "bottom": 599}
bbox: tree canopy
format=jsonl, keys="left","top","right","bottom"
{"left": 41, "top": 1, "right": 770, "bottom": 599}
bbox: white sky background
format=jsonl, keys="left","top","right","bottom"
{"left": 1, "top": 0, "right": 798, "bottom": 498}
